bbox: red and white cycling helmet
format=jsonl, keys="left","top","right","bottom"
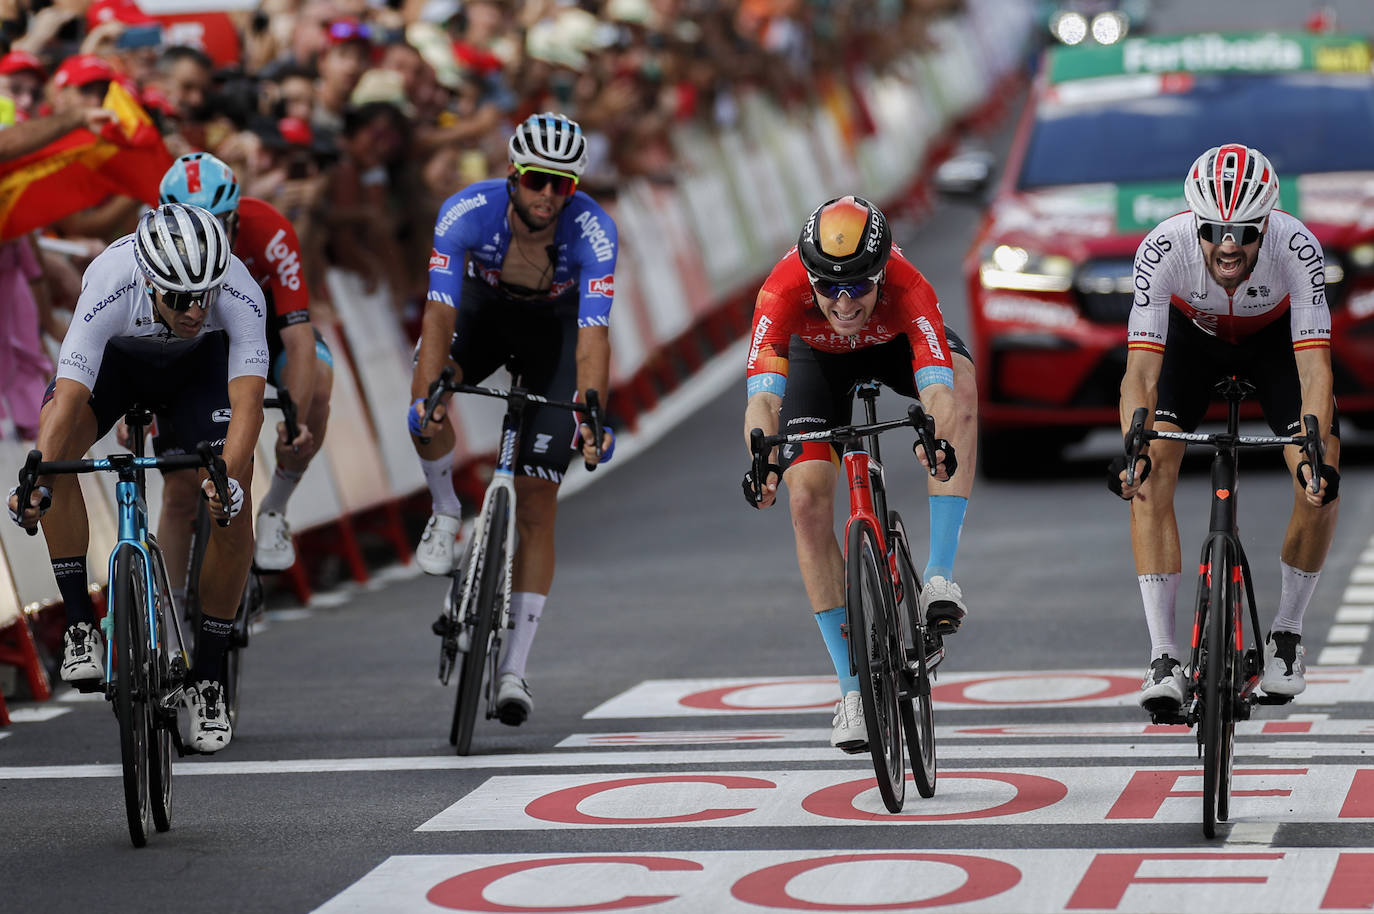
{"left": 1183, "top": 143, "right": 1280, "bottom": 224}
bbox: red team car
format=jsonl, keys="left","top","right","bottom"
{"left": 963, "top": 30, "right": 1374, "bottom": 473}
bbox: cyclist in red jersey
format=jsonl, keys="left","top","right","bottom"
{"left": 156, "top": 153, "right": 334, "bottom": 586}
{"left": 743, "top": 195, "right": 978, "bottom": 752}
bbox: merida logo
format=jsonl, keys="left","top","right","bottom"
{"left": 574, "top": 211, "right": 615, "bottom": 263}
{"left": 748, "top": 315, "right": 772, "bottom": 369}
{"left": 915, "top": 316, "right": 944, "bottom": 360}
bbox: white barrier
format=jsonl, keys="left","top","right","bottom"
{"left": 0, "top": 4, "right": 1032, "bottom": 628}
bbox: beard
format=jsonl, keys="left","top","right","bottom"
{"left": 510, "top": 194, "right": 559, "bottom": 231}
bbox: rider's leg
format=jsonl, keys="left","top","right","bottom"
{"left": 784, "top": 459, "right": 857, "bottom": 692}
{"left": 1129, "top": 433, "right": 1186, "bottom": 659}
{"left": 1274, "top": 433, "right": 1341, "bottom": 634}
{"left": 261, "top": 360, "right": 334, "bottom": 512}
{"left": 38, "top": 399, "right": 98, "bottom": 624}
{"left": 496, "top": 475, "right": 559, "bottom": 698}
{"left": 190, "top": 474, "right": 254, "bottom": 684}
{"left": 922, "top": 353, "right": 977, "bottom": 627}
{"left": 158, "top": 469, "right": 200, "bottom": 601}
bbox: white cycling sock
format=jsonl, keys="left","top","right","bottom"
{"left": 258, "top": 466, "right": 303, "bottom": 516}
{"left": 1272, "top": 562, "right": 1319, "bottom": 635}
{"left": 421, "top": 451, "right": 464, "bottom": 517}
{"left": 498, "top": 591, "right": 546, "bottom": 679}
{"left": 1139, "top": 572, "right": 1180, "bottom": 660}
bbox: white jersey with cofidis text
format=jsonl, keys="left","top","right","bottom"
{"left": 55, "top": 234, "right": 269, "bottom": 388}
{"left": 1126, "top": 210, "right": 1331, "bottom": 354}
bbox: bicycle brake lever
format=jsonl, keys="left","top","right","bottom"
{"left": 16, "top": 448, "right": 41, "bottom": 536}
{"left": 582, "top": 389, "right": 603, "bottom": 472}
{"left": 197, "top": 442, "right": 232, "bottom": 528}
{"left": 419, "top": 366, "right": 455, "bottom": 445}
{"left": 907, "top": 403, "right": 937, "bottom": 477}
{"left": 1124, "top": 407, "right": 1148, "bottom": 487}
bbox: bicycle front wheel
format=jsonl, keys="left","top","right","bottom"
{"left": 846, "top": 519, "right": 905, "bottom": 813}
{"left": 890, "top": 512, "right": 935, "bottom": 799}
{"left": 113, "top": 546, "right": 152, "bottom": 847}
{"left": 451, "top": 488, "right": 510, "bottom": 756}
{"left": 1201, "top": 537, "right": 1238, "bottom": 839}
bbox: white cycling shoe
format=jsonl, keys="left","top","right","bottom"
{"left": 1137, "top": 654, "right": 1185, "bottom": 712}
{"left": 59, "top": 622, "right": 104, "bottom": 690}
{"left": 254, "top": 510, "right": 296, "bottom": 571}
{"left": 185, "top": 680, "right": 232, "bottom": 753}
{"left": 416, "top": 513, "right": 463, "bottom": 575}
{"left": 495, "top": 673, "right": 533, "bottom": 726}
{"left": 921, "top": 576, "right": 967, "bottom": 633}
{"left": 1261, "top": 631, "right": 1306, "bottom": 697}
{"left": 830, "top": 690, "right": 868, "bottom": 754}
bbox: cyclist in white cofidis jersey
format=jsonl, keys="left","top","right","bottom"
{"left": 7, "top": 203, "right": 268, "bottom": 753}
{"left": 1114, "top": 143, "right": 1340, "bottom": 713}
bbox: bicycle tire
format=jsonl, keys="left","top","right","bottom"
{"left": 113, "top": 546, "right": 152, "bottom": 847}
{"left": 146, "top": 546, "right": 174, "bottom": 833}
{"left": 223, "top": 574, "right": 257, "bottom": 729}
{"left": 846, "top": 519, "right": 905, "bottom": 813}
{"left": 451, "top": 488, "right": 509, "bottom": 756}
{"left": 1200, "top": 536, "right": 1237, "bottom": 838}
{"left": 890, "top": 512, "right": 936, "bottom": 798}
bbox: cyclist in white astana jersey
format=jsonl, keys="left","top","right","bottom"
{"left": 1114, "top": 144, "right": 1339, "bottom": 714}
{"left": 8, "top": 204, "right": 268, "bottom": 754}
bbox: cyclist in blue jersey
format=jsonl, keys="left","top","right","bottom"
{"left": 408, "top": 112, "right": 616, "bottom": 725}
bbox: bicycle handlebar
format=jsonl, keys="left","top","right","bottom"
{"left": 1122, "top": 407, "right": 1323, "bottom": 490}
{"left": 15, "top": 443, "right": 231, "bottom": 535}
{"left": 420, "top": 367, "right": 605, "bottom": 469}
{"left": 747, "top": 403, "right": 937, "bottom": 495}
{"left": 264, "top": 389, "right": 299, "bottom": 445}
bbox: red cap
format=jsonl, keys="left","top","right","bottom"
{"left": 278, "top": 116, "right": 314, "bottom": 147}
{"left": 140, "top": 84, "right": 177, "bottom": 117}
{"left": 87, "top": 0, "right": 158, "bottom": 30}
{"left": 325, "top": 18, "right": 373, "bottom": 47}
{"left": 0, "top": 50, "right": 45, "bottom": 78}
{"left": 52, "top": 55, "right": 119, "bottom": 89}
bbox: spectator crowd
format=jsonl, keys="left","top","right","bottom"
{"left": 0, "top": 0, "right": 964, "bottom": 439}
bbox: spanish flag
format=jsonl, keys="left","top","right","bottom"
{"left": 0, "top": 81, "right": 172, "bottom": 241}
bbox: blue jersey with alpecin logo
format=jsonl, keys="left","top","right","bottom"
{"left": 426, "top": 178, "right": 619, "bottom": 328}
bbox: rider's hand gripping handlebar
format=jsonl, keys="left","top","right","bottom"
{"left": 417, "top": 365, "right": 455, "bottom": 445}
{"left": 198, "top": 442, "right": 233, "bottom": 528}
{"left": 581, "top": 389, "right": 603, "bottom": 472}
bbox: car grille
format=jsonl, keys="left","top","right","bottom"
{"left": 1073, "top": 258, "right": 1134, "bottom": 324}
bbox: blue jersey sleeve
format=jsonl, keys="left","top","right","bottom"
{"left": 427, "top": 188, "right": 492, "bottom": 307}
{"left": 568, "top": 198, "right": 618, "bottom": 328}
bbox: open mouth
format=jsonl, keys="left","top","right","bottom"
{"left": 829, "top": 305, "right": 865, "bottom": 332}
{"left": 1214, "top": 250, "right": 1246, "bottom": 280}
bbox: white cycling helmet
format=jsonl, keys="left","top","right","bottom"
{"left": 134, "top": 202, "right": 230, "bottom": 294}
{"left": 508, "top": 111, "right": 588, "bottom": 177}
{"left": 1184, "top": 144, "right": 1280, "bottom": 224}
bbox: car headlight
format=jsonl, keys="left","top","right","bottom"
{"left": 979, "top": 244, "right": 1075, "bottom": 293}
{"left": 1347, "top": 242, "right": 1374, "bottom": 270}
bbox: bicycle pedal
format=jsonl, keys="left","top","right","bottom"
{"left": 1146, "top": 706, "right": 1187, "bottom": 725}
{"left": 838, "top": 742, "right": 869, "bottom": 755}
{"left": 1254, "top": 693, "right": 1295, "bottom": 706}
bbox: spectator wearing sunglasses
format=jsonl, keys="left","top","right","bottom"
{"left": 407, "top": 112, "right": 617, "bottom": 727}
{"left": 1115, "top": 143, "right": 1340, "bottom": 711}
{"left": 8, "top": 203, "right": 268, "bottom": 754}
{"left": 740, "top": 194, "right": 977, "bottom": 755}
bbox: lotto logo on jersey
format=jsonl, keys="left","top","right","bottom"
{"left": 265, "top": 229, "right": 302, "bottom": 291}
{"left": 588, "top": 274, "right": 614, "bottom": 297}
{"left": 429, "top": 249, "right": 451, "bottom": 272}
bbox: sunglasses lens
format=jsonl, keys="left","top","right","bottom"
{"left": 517, "top": 169, "right": 577, "bottom": 195}
{"left": 1198, "top": 221, "right": 1261, "bottom": 245}
{"left": 813, "top": 278, "right": 876, "bottom": 299}
{"left": 162, "top": 288, "right": 216, "bottom": 312}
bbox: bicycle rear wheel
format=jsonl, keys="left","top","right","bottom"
{"left": 113, "top": 546, "right": 152, "bottom": 847}
{"left": 846, "top": 519, "right": 905, "bottom": 813}
{"left": 451, "top": 488, "right": 509, "bottom": 756}
{"left": 1201, "top": 537, "right": 1238, "bottom": 838}
{"left": 890, "top": 512, "right": 935, "bottom": 799}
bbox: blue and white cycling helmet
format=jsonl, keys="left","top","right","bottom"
{"left": 508, "top": 112, "right": 588, "bottom": 177}
{"left": 158, "top": 152, "right": 240, "bottom": 217}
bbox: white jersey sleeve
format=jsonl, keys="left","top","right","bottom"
{"left": 1265, "top": 211, "right": 1332, "bottom": 351}
{"left": 55, "top": 238, "right": 144, "bottom": 389}
{"left": 215, "top": 256, "right": 270, "bottom": 380}
{"left": 1125, "top": 214, "right": 1190, "bottom": 356}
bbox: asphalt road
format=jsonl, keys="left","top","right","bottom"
{"left": 5, "top": 2, "right": 1374, "bottom": 911}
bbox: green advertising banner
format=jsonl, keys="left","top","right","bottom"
{"left": 1115, "top": 180, "right": 1300, "bottom": 232}
{"left": 1048, "top": 32, "right": 1371, "bottom": 84}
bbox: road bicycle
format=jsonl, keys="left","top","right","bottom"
{"left": 183, "top": 391, "right": 298, "bottom": 728}
{"left": 421, "top": 366, "right": 602, "bottom": 755}
{"left": 14, "top": 408, "right": 232, "bottom": 847}
{"left": 747, "top": 381, "right": 948, "bottom": 812}
{"left": 1124, "top": 376, "right": 1321, "bottom": 838}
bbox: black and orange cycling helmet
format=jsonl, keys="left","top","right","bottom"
{"left": 797, "top": 195, "right": 892, "bottom": 289}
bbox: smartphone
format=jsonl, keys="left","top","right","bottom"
{"left": 116, "top": 24, "right": 163, "bottom": 50}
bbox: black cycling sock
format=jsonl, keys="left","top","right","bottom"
{"left": 53, "top": 557, "right": 95, "bottom": 626}
{"left": 192, "top": 615, "right": 234, "bottom": 684}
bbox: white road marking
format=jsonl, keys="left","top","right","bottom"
{"left": 1337, "top": 606, "right": 1374, "bottom": 623}
{"left": 3, "top": 740, "right": 1373, "bottom": 781}
{"left": 2, "top": 706, "right": 70, "bottom": 723}
{"left": 1341, "top": 585, "right": 1374, "bottom": 603}
{"left": 1319, "top": 646, "right": 1363, "bottom": 665}
{"left": 1328, "top": 624, "right": 1371, "bottom": 644}
{"left": 1225, "top": 822, "right": 1279, "bottom": 846}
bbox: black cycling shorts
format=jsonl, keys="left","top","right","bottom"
{"left": 776, "top": 327, "right": 971, "bottom": 472}
{"left": 1155, "top": 308, "right": 1340, "bottom": 437}
{"left": 42, "top": 332, "right": 235, "bottom": 457}
{"left": 448, "top": 278, "right": 581, "bottom": 482}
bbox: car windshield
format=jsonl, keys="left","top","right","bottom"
{"left": 1019, "top": 72, "right": 1374, "bottom": 188}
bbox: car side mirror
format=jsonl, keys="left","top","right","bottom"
{"left": 933, "top": 150, "right": 996, "bottom": 201}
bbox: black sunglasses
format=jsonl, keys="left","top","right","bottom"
{"left": 810, "top": 276, "right": 878, "bottom": 300}
{"left": 152, "top": 286, "right": 219, "bottom": 312}
{"left": 1196, "top": 219, "right": 1263, "bottom": 246}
